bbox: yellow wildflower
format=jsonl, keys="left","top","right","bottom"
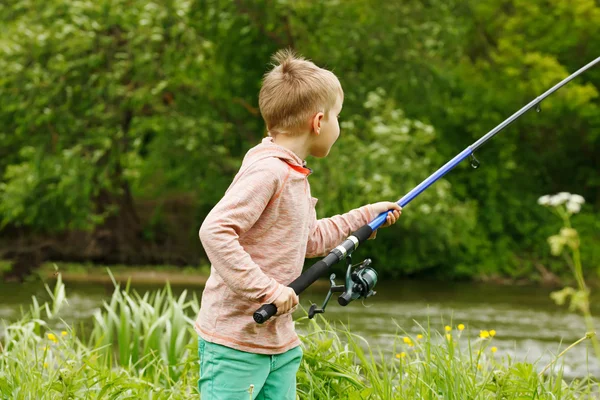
{"left": 43, "top": 362, "right": 48, "bottom": 368}
{"left": 396, "top": 352, "right": 406, "bottom": 359}
{"left": 61, "top": 331, "right": 68, "bottom": 337}
{"left": 458, "top": 324, "right": 465, "bottom": 331}
{"left": 445, "top": 325, "right": 451, "bottom": 332}
{"left": 491, "top": 347, "right": 497, "bottom": 353}
{"left": 446, "top": 334, "right": 452, "bottom": 341}
{"left": 403, "top": 337, "right": 412, "bottom": 344}
{"left": 489, "top": 330, "right": 496, "bottom": 337}
{"left": 479, "top": 330, "right": 490, "bottom": 339}
{"left": 417, "top": 334, "right": 423, "bottom": 340}
{"left": 47, "top": 333, "right": 58, "bottom": 342}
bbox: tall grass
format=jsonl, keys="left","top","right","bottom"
{"left": 0, "top": 273, "right": 598, "bottom": 399}
{"left": 297, "top": 316, "right": 599, "bottom": 399}
{"left": 89, "top": 271, "right": 198, "bottom": 383}
{"left": 0, "top": 272, "right": 200, "bottom": 399}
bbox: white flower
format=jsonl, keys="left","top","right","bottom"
{"left": 548, "top": 235, "right": 566, "bottom": 256}
{"left": 569, "top": 194, "right": 585, "bottom": 204}
{"left": 549, "top": 195, "right": 564, "bottom": 206}
{"left": 555, "top": 192, "right": 571, "bottom": 204}
{"left": 560, "top": 227, "right": 578, "bottom": 239}
{"left": 537, "top": 195, "right": 551, "bottom": 206}
{"left": 566, "top": 201, "right": 582, "bottom": 214}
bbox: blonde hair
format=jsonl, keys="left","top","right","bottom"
{"left": 259, "top": 49, "right": 343, "bottom": 135}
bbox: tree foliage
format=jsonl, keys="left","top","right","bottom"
{"left": 0, "top": 0, "right": 598, "bottom": 279}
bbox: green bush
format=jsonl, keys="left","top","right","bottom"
{"left": 1, "top": 0, "right": 599, "bottom": 280}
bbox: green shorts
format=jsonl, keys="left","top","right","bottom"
{"left": 198, "top": 337, "right": 303, "bottom": 400}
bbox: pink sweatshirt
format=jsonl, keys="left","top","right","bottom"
{"left": 194, "top": 137, "right": 376, "bottom": 354}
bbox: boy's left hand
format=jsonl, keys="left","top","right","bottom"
{"left": 370, "top": 201, "right": 402, "bottom": 228}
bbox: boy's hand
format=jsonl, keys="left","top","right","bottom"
{"left": 370, "top": 201, "right": 402, "bottom": 228}
{"left": 273, "top": 286, "right": 299, "bottom": 316}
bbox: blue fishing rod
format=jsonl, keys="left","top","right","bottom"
{"left": 254, "top": 56, "right": 600, "bottom": 324}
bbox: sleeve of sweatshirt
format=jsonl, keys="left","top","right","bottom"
{"left": 305, "top": 200, "right": 377, "bottom": 258}
{"left": 199, "top": 164, "right": 285, "bottom": 305}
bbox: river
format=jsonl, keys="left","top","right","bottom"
{"left": 1, "top": 276, "right": 598, "bottom": 379}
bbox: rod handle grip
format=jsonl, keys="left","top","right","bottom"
{"left": 253, "top": 304, "right": 276, "bottom": 324}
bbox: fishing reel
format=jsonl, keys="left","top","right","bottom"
{"left": 308, "top": 256, "right": 378, "bottom": 319}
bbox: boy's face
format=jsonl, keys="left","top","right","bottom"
{"left": 309, "top": 95, "right": 343, "bottom": 158}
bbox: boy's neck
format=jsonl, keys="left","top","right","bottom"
{"left": 272, "top": 133, "right": 311, "bottom": 161}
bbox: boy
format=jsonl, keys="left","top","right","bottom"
{"left": 195, "top": 49, "right": 401, "bottom": 399}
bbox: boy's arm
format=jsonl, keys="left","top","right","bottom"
{"left": 199, "top": 165, "right": 285, "bottom": 305}
{"left": 305, "top": 200, "right": 377, "bottom": 258}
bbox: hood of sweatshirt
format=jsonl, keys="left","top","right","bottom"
{"left": 241, "top": 137, "right": 312, "bottom": 176}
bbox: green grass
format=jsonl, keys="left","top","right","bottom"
{"left": 1, "top": 272, "right": 199, "bottom": 399}
{"left": 0, "top": 273, "right": 598, "bottom": 399}
{"left": 297, "top": 317, "right": 598, "bottom": 399}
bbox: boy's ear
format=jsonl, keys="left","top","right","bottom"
{"left": 311, "top": 112, "right": 324, "bottom": 134}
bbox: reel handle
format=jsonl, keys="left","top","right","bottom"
{"left": 338, "top": 292, "right": 352, "bottom": 306}
{"left": 308, "top": 304, "right": 324, "bottom": 319}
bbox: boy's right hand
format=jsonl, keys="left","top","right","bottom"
{"left": 273, "top": 286, "right": 299, "bottom": 316}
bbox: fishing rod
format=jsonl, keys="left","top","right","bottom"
{"left": 253, "top": 56, "right": 600, "bottom": 324}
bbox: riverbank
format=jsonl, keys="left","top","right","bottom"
{"left": 37, "top": 262, "right": 212, "bottom": 286}
{"left": 39, "top": 262, "right": 600, "bottom": 288}
{"left": 33, "top": 263, "right": 338, "bottom": 289}
{"left": 1, "top": 260, "right": 597, "bottom": 289}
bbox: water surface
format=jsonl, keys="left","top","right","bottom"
{"left": 1, "top": 277, "right": 598, "bottom": 379}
